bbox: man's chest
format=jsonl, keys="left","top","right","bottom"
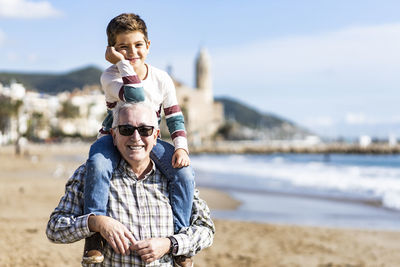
{"left": 107, "top": 176, "right": 174, "bottom": 240}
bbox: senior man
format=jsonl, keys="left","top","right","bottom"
{"left": 46, "top": 102, "right": 214, "bottom": 266}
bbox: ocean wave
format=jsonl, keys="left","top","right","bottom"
{"left": 191, "top": 154, "right": 400, "bottom": 210}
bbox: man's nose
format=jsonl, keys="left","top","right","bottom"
{"left": 130, "top": 129, "right": 141, "bottom": 140}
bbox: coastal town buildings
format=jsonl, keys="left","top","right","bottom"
{"left": 0, "top": 82, "right": 105, "bottom": 144}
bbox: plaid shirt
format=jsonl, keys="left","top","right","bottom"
{"left": 46, "top": 160, "right": 215, "bottom": 267}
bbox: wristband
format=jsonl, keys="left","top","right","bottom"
{"left": 167, "top": 236, "right": 179, "bottom": 254}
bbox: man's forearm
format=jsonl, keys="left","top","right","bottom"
{"left": 88, "top": 214, "right": 101, "bottom": 232}
{"left": 171, "top": 227, "right": 214, "bottom": 257}
{"left": 170, "top": 189, "right": 215, "bottom": 257}
{"left": 46, "top": 166, "right": 94, "bottom": 244}
{"left": 46, "top": 213, "right": 92, "bottom": 244}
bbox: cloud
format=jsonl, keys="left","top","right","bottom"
{"left": 344, "top": 112, "right": 400, "bottom": 126}
{"left": 27, "top": 53, "right": 38, "bottom": 63}
{"left": 304, "top": 116, "right": 335, "bottom": 127}
{"left": 212, "top": 23, "right": 400, "bottom": 90}
{"left": 6, "top": 51, "right": 18, "bottom": 62}
{"left": 0, "top": 0, "right": 62, "bottom": 19}
{"left": 345, "top": 112, "right": 367, "bottom": 125}
{"left": 303, "top": 112, "right": 400, "bottom": 130}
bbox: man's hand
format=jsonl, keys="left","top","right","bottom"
{"left": 131, "top": 237, "right": 171, "bottom": 264}
{"left": 88, "top": 215, "right": 136, "bottom": 255}
{"left": 105, "top": 46, "right": 125, "bottom": 64}
{"left": 172, "top": 148, "right": 190, "bottom": 168}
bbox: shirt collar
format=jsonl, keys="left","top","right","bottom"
{"left": 117, "top": 158, "right": 156, "bottom": 181}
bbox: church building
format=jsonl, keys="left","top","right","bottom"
{"left": 169, "top": 48, "right": 224, "bottom": 146}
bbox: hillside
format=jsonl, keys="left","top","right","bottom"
{"left": 0, "top": 66, "right": 102, "bottom": 94}
{"left": 215, "top": 97, "right": 311, "bottom": 140}
{"left": 0, "top": 66, "right": 311, "bottom": 140}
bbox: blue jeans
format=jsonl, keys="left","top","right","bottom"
{"left": 83, "top": 135, "right": 194, "bottom": 233}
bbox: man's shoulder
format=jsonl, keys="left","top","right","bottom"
{"left": 65, "top": 163, "right": 87, "bottom": 187}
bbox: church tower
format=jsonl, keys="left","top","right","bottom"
{"left": 195, "top": 48, "right": 213, "bottom": 103}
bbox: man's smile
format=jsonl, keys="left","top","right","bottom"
{"left": 127, "top": 144, "right": 144, "bottom": 150}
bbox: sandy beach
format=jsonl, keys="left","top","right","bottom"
{"left": 1, "top": 143, "right": 400, "bottom": 267}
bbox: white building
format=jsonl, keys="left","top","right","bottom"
{"left": 0, "top": 82, "right": 105, "bottom": 144}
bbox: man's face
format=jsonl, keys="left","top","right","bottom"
{"left": 112, "top": 105, "right": 158, "bottom": 168}
{"left": 114, "top": 31, "right": 150, "bottom": 70}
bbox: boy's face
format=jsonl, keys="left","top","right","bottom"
{"left": 114, "top": 31, "right": 150, "bottom": 70}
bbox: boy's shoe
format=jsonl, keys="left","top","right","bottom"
{"left": 82, "top": 233, "right": 104, "bottom": 264}
{"left": 174, "top": 256, "right": 194, "bottom": 267}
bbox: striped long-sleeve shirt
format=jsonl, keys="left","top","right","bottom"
{"left": 46, "top": 159, "right": 215, "bottom": 267}
{"left": 100, "top": 60, "right": 188, "bottom": 152}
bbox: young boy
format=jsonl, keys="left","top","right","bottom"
{"left": 83, "top": 13, "right": 195, "bottom": 267}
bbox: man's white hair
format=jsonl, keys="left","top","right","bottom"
{"left": 112, "top": 102, "right": 158, "bottom": 129}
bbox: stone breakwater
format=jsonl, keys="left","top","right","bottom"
{"left": 191, "top": 142, "right": 400, "bottom": 154}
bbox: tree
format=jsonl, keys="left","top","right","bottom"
{"left": 0, "top": 95, "right": 14, "bottom": 133}
{"left": 25, "top": 112, "right": 46, "bottom": 141}
{"left": 57, "top": 100, "right": 80, "bottom": 118}
{"left": 0, "top": 95, "right": 23, "bottom": 154}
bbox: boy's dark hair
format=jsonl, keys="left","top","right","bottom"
{"left": 106, "top": 13, "right": 148, "bottom": 46}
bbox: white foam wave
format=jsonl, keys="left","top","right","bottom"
{"left": 192, "top": 155, "right": 400, "bottom": 210}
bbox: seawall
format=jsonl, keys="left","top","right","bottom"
{"left": 190, "top": 141, "right": 400, "bottom": 155}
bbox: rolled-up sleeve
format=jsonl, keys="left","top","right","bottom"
{"left": 46, "top": 165, "right": 94, "bottom": 243}
{"left": 172, "top": 189, "right": 215, "bottom": 257}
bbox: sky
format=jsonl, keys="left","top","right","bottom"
{"left": 1, "top": 0, "right": 400, "bottom": 139}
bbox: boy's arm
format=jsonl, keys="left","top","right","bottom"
{"left": 100, "top": 59, "right": 145, "bottom": 133}
{"left": 46, "top": 165, "right": 93, "bottom": 243}
{"left": 162, "top": 74, "right": 189, "bottom": 153}
{"left": 101, "top": 47, "right": 145, "bottom": 104}
{"left": 168, "top": 189, "right": 215, "bottom": 257}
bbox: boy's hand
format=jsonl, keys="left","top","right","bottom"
{"left": 172, "top": 148, "right": 190, "bottom": 168}
{"left": 105, "top": 46, "right": 125, "bottom": 64}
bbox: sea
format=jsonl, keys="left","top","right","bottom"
{"left": 191, "top": 153, "right": 400, "bottom": 231}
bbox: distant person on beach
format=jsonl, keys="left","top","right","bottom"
{"left": 46, "top": 102, "right": 214, "bottom": 267}
{"left": 81, "top": 13, "right": 195, "bottom": 266}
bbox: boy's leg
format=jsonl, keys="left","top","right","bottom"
{"left": 84, "top": 135, "right": 120, "bottom": 215}
{"left": 83, "top": 135, "right": 120, "bottom": 264}
{"left": 151, "top": 139, "right": 195, "bottom": 267}
{"left": 150, "top": 139, "right": 195, "bottom": 232}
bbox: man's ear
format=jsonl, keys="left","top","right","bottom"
{"left": 110, "top": 128, "right": 117, "bottom": 145}
{"left": 153, "top": 129, "right": 160, "bottom": 147}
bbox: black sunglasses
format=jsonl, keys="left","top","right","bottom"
{"left": 114, "top": 124, "right": 154, "bottom": 137}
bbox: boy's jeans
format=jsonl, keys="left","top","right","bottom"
{"left": 83, "top": 135, "right": 194, "bottom": 233}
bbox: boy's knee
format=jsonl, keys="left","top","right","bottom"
{"left": 87, "top": 153, "right": 113, "bottom": 173}
{"left": 89, "top": 135, "right": 114, "bottom": 156}
{"left": 176, "top": 166, "right": 195, "bottom": 184}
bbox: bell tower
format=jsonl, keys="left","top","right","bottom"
{"left": 195, "top": 48, "right": 213, "bottom": 103}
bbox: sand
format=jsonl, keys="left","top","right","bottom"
{"left": 1, "top": 143, "right": 400, "bottom": 267}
